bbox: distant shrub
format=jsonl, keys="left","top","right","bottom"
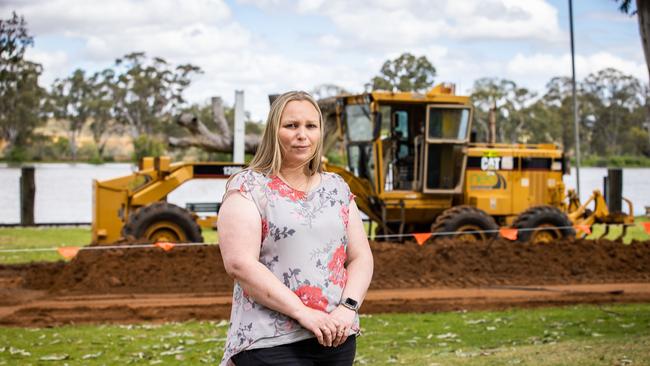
{"left": 132, "top": 135, "right": 166, "bottom": 162}
{"left": 580, "top": 155, "right": 650, "bottom": 168}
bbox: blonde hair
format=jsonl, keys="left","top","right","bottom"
{"left": 248, "top": 90, "right": 324, "bottom": 176}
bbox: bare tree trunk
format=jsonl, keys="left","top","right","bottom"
{"left": 168, "top": 97, "right": 260, "bottom": 154}
{"left": 211, "top": 97, "right": 231, "bottom": 139}
{"left": 488, "top": 101, "right": 497, "bottom": 144}
{"left": 638, "top": 0, "right": 650, "bottom": 148}
{"left": 124, "top": 113, "right": 140, "bottom": 139}
{"left": 68, "top": 130, "right": 77, "bottom": 161}
{"left": 637, "top": 0, "right": 650, "bottom": 83}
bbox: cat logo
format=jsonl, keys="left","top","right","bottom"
{"left": 480, "top": 156, "right": 501, "bottom": 171}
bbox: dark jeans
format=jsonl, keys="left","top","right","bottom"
{"left": 231, "top": 336, "right": 356, "bottom": 366}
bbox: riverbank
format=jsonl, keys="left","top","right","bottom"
{"left": 3, "top": 154, "right": 650, "bottom": 168}
{"left": 575, "top": 155, "right": 650, "bottom": 168}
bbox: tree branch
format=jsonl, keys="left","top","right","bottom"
{"left": 169, "top": 112, "right": 260, "bottom": 154}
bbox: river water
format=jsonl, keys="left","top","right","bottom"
{"left": 0, "top": 163, "right": 648, "bottom": 224}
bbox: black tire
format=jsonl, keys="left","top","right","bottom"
{"left": 122, "top": 202, "right": 204, "bottom": 243}
{"left": 512, "top": 205, "right": 574, "bottom": 243}
{"left": 431, "top": 206, "right": 499, "bottom": 243}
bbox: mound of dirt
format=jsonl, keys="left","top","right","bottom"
{"left": 370, "top": 239, "right": 650, "bottom": 288}
{"left": 10, "top": 238, "right": 647, "bottom": 295}
{"left": 0, "top": 261, "right": 66, "bottom": 290}
{"left": 47, "top": 245, "right": 232, "bottom": 294}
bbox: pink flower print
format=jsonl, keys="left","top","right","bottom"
{"left": 294, "top": 285, "right": 329, "bottom": 311}
{"left": 238, "top": 185, "right": 248, "bottom": 195}
{"left": 268, "top": 176, "right": 305, "bottom": 201}
{"left": 327, "top": 244, "right": 347, "bottom": 287}
{"left": 243, "top": 301, "right": 253, "bottom": 311}
{"left": 340, "top": 205, "right": 349, "bottom": 228}
{"left": 261, "top": 219, "right": 269, "bottom": 242}
{"left": 242, "top": 289, "right": 254, "bottom": 310}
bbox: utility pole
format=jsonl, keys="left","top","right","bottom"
{"left": 569, "top": 0, "right": 582, "bottom": 199}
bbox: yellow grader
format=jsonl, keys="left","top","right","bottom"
{"left": 92, "top": 84, "right": 634, "bottom": 245}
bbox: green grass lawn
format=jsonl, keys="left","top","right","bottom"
{"left": 587, "top": 220, "right": 650, "bottom": 244}
{"left": 0, "top": 304, "right": 648, "bottom": 365}
{"left": 0, "top": 227, "right": 91, "bottom": 263}
{"left": 0, "top": 227, "right": 219, "bottom": 264}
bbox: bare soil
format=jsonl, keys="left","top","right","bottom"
{"left": 1, "top": 238, "right": 649, "bottom": 327}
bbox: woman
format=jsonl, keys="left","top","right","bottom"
{"left": 217, "top": 90, "right": 374, "bottom": 365}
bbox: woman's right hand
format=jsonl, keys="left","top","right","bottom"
{"left": 294, "top": 306, "right": 340, "bottom": 347}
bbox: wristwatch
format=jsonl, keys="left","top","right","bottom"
{"left": 341, "top": 297, "right": 360, "bottom": 312}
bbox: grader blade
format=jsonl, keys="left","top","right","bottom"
{"left": 566, "top": 189, "right": 634, "bottom": 242}
{"left": 599, "top": 224, "right": 628, "bottom": 241}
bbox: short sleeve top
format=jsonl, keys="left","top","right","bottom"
{"left": 220, "top": 169, "right": 359, "bottom": 365}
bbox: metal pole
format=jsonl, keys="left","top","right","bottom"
{"left": 569, "top": 0, "right": 581, "bottom": 199}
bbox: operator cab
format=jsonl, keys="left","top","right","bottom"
{"left": 341, "top": 93, "right": 472, "bottom": 196}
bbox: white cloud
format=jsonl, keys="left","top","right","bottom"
{"left": 317, "top": 34, "right": 342, "bottom": 49}
{"left": 2, "top": 0, "right": 278, "bottom": 118}
{"left": 507, "top": 52, "right": 648, "bottom": 87}
{"left": 185, "top": 50, "right": 373, "bottom": 120}
{"left": 2, "top": 0, "right": 383, "bottom": 119}
{"left": 2, "top": 0, "right": 231, "bottom": 36}
{"left": 296, "top": 0, "right": 327, "bottom": 13}
{"left": 3, "top": 0, "right": 645, "bottom": 120}
{"left": 24, "top": 48, "right": 69, "bottom": 87}
{"left": 445, "top": 0, "right": 562, "bottom": 41}
{"left": 239, "top": 0, "right": 564, "bottom": 51}
{"left": 82, "top": 22, "right": 254, "bottom": 62}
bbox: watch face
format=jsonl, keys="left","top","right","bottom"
{"left": 345, "top": 298, "right": 358, "bottom": 307}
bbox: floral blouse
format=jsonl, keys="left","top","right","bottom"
{"left": 220, "top": 169, "right": 359, "bottom": 365}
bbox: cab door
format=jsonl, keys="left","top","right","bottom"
{"left": 422, "top": 104, "right": 472, "bottom": 194}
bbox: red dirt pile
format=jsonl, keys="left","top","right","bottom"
{"left": 370, "top": 239, "right": 650, "bottom": 288}
{"left": 5, "top": 239, "right": 649, "bottom": 295}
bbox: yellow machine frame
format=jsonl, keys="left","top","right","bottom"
{"left": 93, "top": 157, "right": 244, "bottom": 244}
{"left": 92, "top": 84, "right": 634, "bottom": 244}
{"left": 322, "top": 84, "right": 571, "bottom": 230}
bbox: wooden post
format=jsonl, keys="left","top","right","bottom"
{"left": 20, "top": 166, "right": 35, "bottom": 226}
{"left": 606, "top": 168, "right": 623, "bottom": 213}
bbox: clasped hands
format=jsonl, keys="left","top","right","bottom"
{"left": 296, "top": 304, "right": 357, "bottom": 347}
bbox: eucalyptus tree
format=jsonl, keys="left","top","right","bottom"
{"left": 0, "top": 12, "right": 45, "bottom": 160}
{"left": 581, "top": 68, "right": 646, "bottom": 156}
{"left": 310, "top": 84, "right": 349, "bottom": 99}
{"left": 86, "top": 69, "right": 120, "bottom": 159}
{"left": 48, "top": 69, "right": 92, "bottom": 160}
{"left": 111, "top": 52, "right": 202, "bottom": 140}
{"left": 368, "top": 52, "right": 436, "bottom": 92}
{"left": 470, "top": 78, "right": 538, "bottom": 143}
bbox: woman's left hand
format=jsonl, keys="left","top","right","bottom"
{"left": 329, "top": 305, "right": 356, "bottom": 347}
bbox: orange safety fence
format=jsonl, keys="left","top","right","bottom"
{"left": 0, "top": 222, "right": 648, "bottom": 260}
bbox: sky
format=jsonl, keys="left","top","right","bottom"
{"left": 1, "top": 0, "right": 646, "bottom": 120}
